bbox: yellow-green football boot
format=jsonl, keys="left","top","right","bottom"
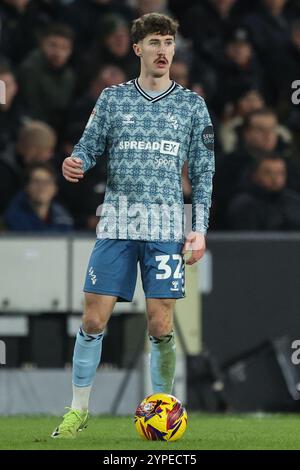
{"left": 51, "top": 408, "right": 89, "bottom": 439}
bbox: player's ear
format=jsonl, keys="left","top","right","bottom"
{"left": 133, "top": 43, "right": 142, "bottom": 57}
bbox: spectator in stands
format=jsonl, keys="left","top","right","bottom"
{"left": 0, "top": 0, "right": 50, "bottom": 64}
{"left": 275, "top": 20, "right": 300, "bottom": 151}
{"left": 82, "top": 14, "right": 139, "bottom": 84}
{"left": 0, "top": 120, "right": 57, "bottom": 214}
{"left": 3, "top": 163, "right": 73, "bottom": 232}
{"left": 59, "top": 0, "right": 135, "bottom": 53}
{"left": 214, "top": 108, "right": 297, "bottom": 228}
{"left": 228, "top": 154, "right": 300, "bottom": 230}
{"left": 285, "top": 19, "right": 300, "bottom": 89}
{"left": 170, "top": 56, "right": 217, "bottom": 103}
{"left": 170, "top": 59, "right": 190, "bottom": 88}
{"left": 68, "top": 65, "right": 126, "bottom": 129}
{"left": 0, "top": 61, "right": 26, "bottom": 151}
{"left": 214, "top": 28, "right": 265, "bottom": 113}
{"left": 242, "top": 0, "right": 290, "bottom": 104}
{"left": 18, "top": 23, "right": 75, "bottom": 131}
{"left": 180, "top": 0, "right": 240, "bottom": 58}
{"left": 170, "top": 55, "right": 217, "bottom": 117}
{"left": 243, "top": 0, "right": 290, "bottom": 62}
{"left": 219, "top": 83, "right": 295, "bottom": 155}
{"left": 240, "top": 109, "right": 291, "bottom": 154}
{"left": 220, "top": 83, "right": 265, "bottom": 153}
{"left": 169, "top": 52, "right": 217, "bottom": 103}
{"left": 190, "top": 55, "right": 219, "bottom": 103}
{"left": 17, "top": 120, "right": 57, "bottom": 163}
{"left": 267, "top": 18, "right": 300, "bottom": 108}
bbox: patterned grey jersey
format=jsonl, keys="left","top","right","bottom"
{"left": 72, "top": 79, "right": 215, "bottom": 241}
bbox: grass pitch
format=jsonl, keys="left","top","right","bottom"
{"left": 0, "top": 413, "right": 299, "bottom": 450}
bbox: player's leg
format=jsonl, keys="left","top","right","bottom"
{"left": 71, "top": 293, "right": 117, "bottom": 411}
{"left": 52, "top": 293, "right": 116, "bottom": 439}
{"left": 146, "top": 298, "right": 176, "bottom": 394}
{"left": 140, "top": 240, "right": 185, "bottom": 394}
{"left": 52, "top": 239, "right": 138, "bottom": 438}
{"left": 72, "top": 238, "right": 138, "bottom": 412}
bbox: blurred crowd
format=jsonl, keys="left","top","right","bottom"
{"left": 1, "top": 0, "right": 300, "bottom": 232}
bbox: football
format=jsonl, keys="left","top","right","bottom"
{"left": 134, "top": 393, "right": 187, "bottom": 441}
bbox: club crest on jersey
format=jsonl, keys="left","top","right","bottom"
{"left": 166, "top": 113, "right": 179, "bottom": 130}
{"left": 122, "top": 114, "right": 135, "bottom": 125}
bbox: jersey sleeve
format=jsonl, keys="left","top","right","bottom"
{"left": 187, "top": 96, "right": 215, "bottom": 234}
{"left": 71, "top": 88, "right": 110, "bottom": 172}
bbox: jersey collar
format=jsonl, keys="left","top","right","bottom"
{"left": 134, "top": 78, "right": 176, "bottom": 103}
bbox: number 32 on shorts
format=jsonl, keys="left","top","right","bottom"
{"left": 155, "top": 254, "right": 183, "bottom": 280}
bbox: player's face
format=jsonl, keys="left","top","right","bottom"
{"left": 136, "top": 34, "right": 175, "bottom": 78}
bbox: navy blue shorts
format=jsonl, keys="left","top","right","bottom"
{"left": 84, "top": 239, "right": 185, "bottom": 301}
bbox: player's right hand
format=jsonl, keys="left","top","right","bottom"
{"left": 62, "top": 157, "right": 84, "bottom": 183}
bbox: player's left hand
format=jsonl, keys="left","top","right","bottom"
{"left": 182, "top": 231, "right": 206, "bottom": 265}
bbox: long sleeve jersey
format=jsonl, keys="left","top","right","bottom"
{"left": 72, "top": 79, "right": 215, "bottom": 242}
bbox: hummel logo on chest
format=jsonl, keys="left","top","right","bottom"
{"left": 122, "top": 114, "right": 135, "bottom": 125}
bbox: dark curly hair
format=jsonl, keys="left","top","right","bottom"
{"left": 131, "top": 13, "right": 178, "bottom": 43}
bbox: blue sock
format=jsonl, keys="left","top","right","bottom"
{"left": 72, "top": 326, "right": 104, "bottom": 387}
{"left": 150, "top": 331, "right": 176, "bottom": 394}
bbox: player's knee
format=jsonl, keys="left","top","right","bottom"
{"left": 82, "top": 315, "right": 106, "bottom": 334}
{"left": 83, "top": 294, "right": 112, "bottom": 333}
{"left": 148, "top": 317, "right": 173, "bottom": 338}
{"left": 147, "top": 300, "right": 174, "bottom": 337}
